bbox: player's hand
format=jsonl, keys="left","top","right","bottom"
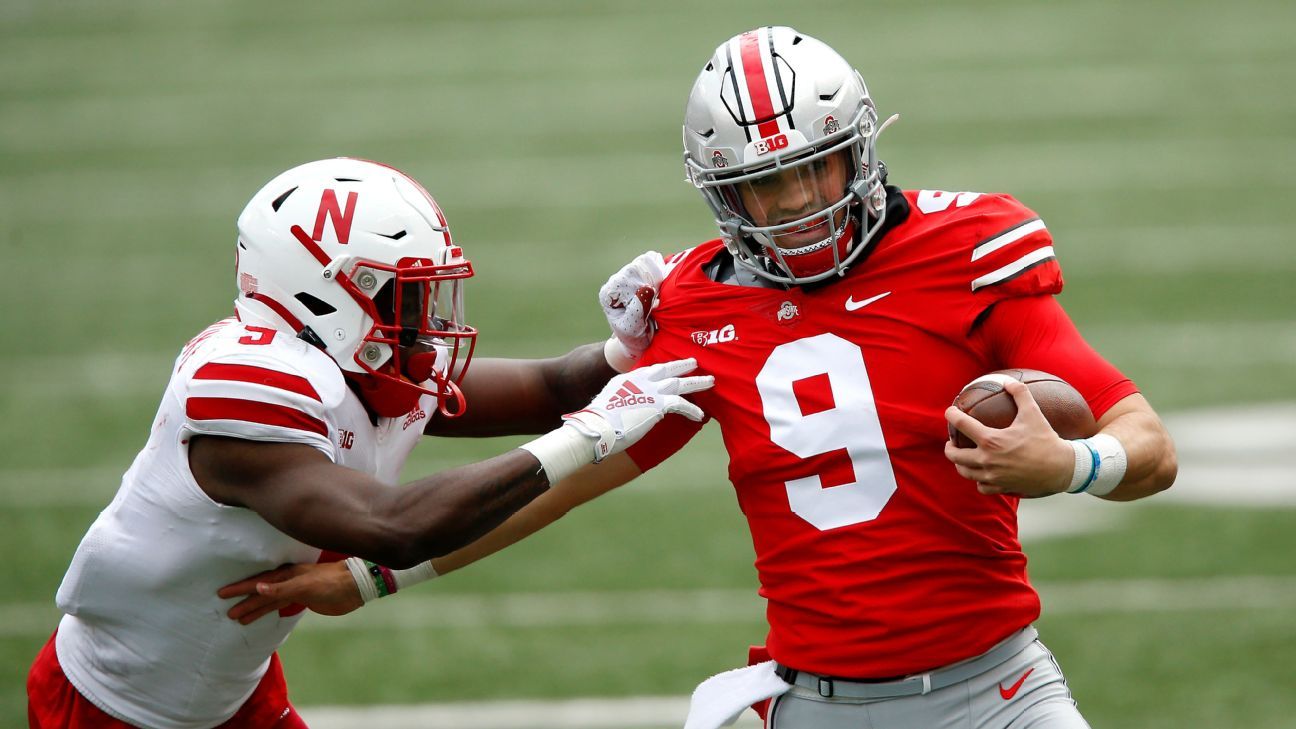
{"left": 599, "top": 251, "right": 666, "bottom": 371}
{"left": 942, "top": 379, "right": 1075, "bottom": 497}
{"left": 564, "top": 357, "right": 713, "bottom": 462}
{"left": 217, "top": 561, "right": 362, "bottom": 625}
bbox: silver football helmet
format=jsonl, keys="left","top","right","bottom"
{"left": 683, "top": 26, "right": 895, "bottom": 285}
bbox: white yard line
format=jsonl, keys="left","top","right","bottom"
{"left": 299, "top": 696, "right": 756, "bottom": 729}
{"left": 7, "top": 575, "right": 1296, "bottom": 640}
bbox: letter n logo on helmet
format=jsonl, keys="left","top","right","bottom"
{"left": 312, "top": 189, "right": 359, "bottom": 244}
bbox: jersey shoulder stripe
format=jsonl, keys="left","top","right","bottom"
{"left": 176, "top": 322, "right": 341, "bottom": 454}
{"left": 193, "top": 362, "right": 322, "bottom": 402}
{"left": 186, "top": 396, "right": 329, "bottom": 437}
{"left": 932, "top": 193, "right": 1060, "bottom": 297}
{"left": 971, "top": 246, "right": 1057, "bottom": 291}
{"left": 970, "top": 217, "right": 1047, "bottom": 262}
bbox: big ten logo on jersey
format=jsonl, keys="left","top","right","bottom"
{"left": 338, "top": 429, "right": 356, "bottom": 450}
{"left": 754, "top": 133, "right": 789, "bottom": 156}
{"left": 312, "top": 189, "right": 359, "bottom": 244}
{"left": 916, "top": 190, "right": 982, "bottom": 214}
{"left": 692, "top": 323, "right": 737, "bottom": 347}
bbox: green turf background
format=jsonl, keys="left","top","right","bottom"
{"left": 3, "top": 1, "right": 1294, "bottom": 726}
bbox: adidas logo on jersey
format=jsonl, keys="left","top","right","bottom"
{"left": 606, "top": 381, "right": 655, "bottom": 410}
{"left": 691, "top": 323, "right": 737, "bottom": 347}
{"left": 402, "top": 408, "right": 427, "bottom": 430}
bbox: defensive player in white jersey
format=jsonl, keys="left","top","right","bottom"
{"left": 25, "top": 158, "right": 712, "bottom": 729}
{"left": 216, "top": 30, "right": 1179, "bottom": 729}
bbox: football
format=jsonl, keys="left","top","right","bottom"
{"left": 948, "top": 369, "right": 1097, "bottom": 448}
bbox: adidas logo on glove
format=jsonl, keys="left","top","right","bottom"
{"left": 606, "top": 381, "right": 655, "bottom": 409}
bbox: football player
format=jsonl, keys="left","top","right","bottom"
{"left": 216, "top": 29, "right": 1178, "bottom": 729}
{"left": 25, "top": 158, "right": 711, "bottom": 729}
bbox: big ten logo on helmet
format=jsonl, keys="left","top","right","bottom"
{"left": 753, "top": 133, "right": 789, "bottom": 156}
{"left": 691, "top": 323, "right": 737, "bottom": 346}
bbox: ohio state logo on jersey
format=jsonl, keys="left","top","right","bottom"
{"left": 777, "top": 301, "right": 800, "bottom": 321}
{"left": 692, "top": 323, "right": 737, "bottom": 346}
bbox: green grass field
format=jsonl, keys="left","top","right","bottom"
{"left": 3, "top": 1, "right": 1295, "bottom": 726}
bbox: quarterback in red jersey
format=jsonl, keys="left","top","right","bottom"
{"left": 218, "top": 28, "right": 1176, "bottom": 729}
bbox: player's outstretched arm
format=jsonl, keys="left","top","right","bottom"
{"left": 426, "top": 342, "right": 618, "bottom": 437}
{"left": 428, "top": 250, "right": 670, "bottom": 441}
{"left": 198, "top": 357, "right": 709, "bottom": 567}
{"left": 216, "top": 358, "right": 711, "bottom": 622}
{"left": 191, "top": 436, "right": 551, "bottom": 569}
{"left": 219, "top": 453, "right": 643, "bottom": 624}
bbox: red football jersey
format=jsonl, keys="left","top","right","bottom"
{"left": 629, "top": 189, "right": 1136, "bottom": 678}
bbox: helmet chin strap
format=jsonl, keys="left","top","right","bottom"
{"left": 349, "top": 372, "right": 425, "bottom": 419}
{"left": 353, "top": 343, "right": 465, "bottom": 420}
{"left": 755, "top": 210, "right": 858, "bottom": 283}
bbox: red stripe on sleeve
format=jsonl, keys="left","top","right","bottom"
{"left": 194, "top": 363, "right": 321, "bottom": 401}
{"left": 186, "top": 397, "right": 329, "bottom": 437}
{"left": 739, "top": 31, "right": 781, "bottom": 140}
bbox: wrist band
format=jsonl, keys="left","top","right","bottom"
{"left": 1068, "top": 440, "right": 1100, "bottom": 493}
{"left": 603, "top": 337, "right": 638, "bottom": 373}
{"left": 345, "top": 556, "right": 381, "bottom": 604}
{"left": 1067, "top": 433, "right": 1128, "bottom": 497}
{"left": 518, "top": 425, "right": 596, "bottom": 484}
{"left": 391, "top": 561, "right": 438, "bottom": 591}
{"left": 345, "top": 557, "right": 439, "bottom": 603}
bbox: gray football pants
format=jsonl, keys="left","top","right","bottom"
{"left": 767, "top": 634, "right": 1090, "bottom": 729}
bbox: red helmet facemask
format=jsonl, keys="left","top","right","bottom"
{"left": 337, "top": 252, "right": 476, "bottom": 419}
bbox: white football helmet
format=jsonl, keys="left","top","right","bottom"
{"left": 683, "top": 26, "right": 895, "bottom": 285}
{"left": 235, "top": 158, "right": 476, "bottom": 418}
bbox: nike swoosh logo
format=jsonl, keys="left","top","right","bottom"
{"left": 998, "top": 667, "right": 1034, "bottom": 700}
{"left": 844, "top": 291, "right": 891, "bottom": 311}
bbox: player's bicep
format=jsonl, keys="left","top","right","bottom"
{"left": 976, "top": 295, "right": 1137, "bottom": 419}
{"left": 188, "top": 436, "right": 335, "bottom": 509}
{"left": 188, "top": 435, "right": 396, "bottom": 553}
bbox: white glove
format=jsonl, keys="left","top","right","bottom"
{"left": 518, "top": 358, "right": 713, "bottom": 483}
{"left": 599, "top": 251, "right": 666, "bottom": 372}
{"left": 566, "top": 358, "right": 712, "bottom": 462}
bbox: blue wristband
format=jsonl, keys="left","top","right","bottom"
{"left": 1073, "top": 440, "right": 1101, "bottom": 493}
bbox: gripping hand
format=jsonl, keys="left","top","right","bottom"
{"left": 564, "top": 358, "right": 712, "bottom": 462}
{"left": 599, "top": 251, "right": 666, "bottom": 371}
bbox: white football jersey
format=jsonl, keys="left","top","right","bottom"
{"left": 54, "top": 312, "right": 434, "bottom": 729}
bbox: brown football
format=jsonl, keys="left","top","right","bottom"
{"left": 948, "top": 369, "right": 1097, "bottom": 448}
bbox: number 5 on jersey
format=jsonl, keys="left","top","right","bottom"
{"left": 755, "top": 334, "right": 898, "bottom": 530}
